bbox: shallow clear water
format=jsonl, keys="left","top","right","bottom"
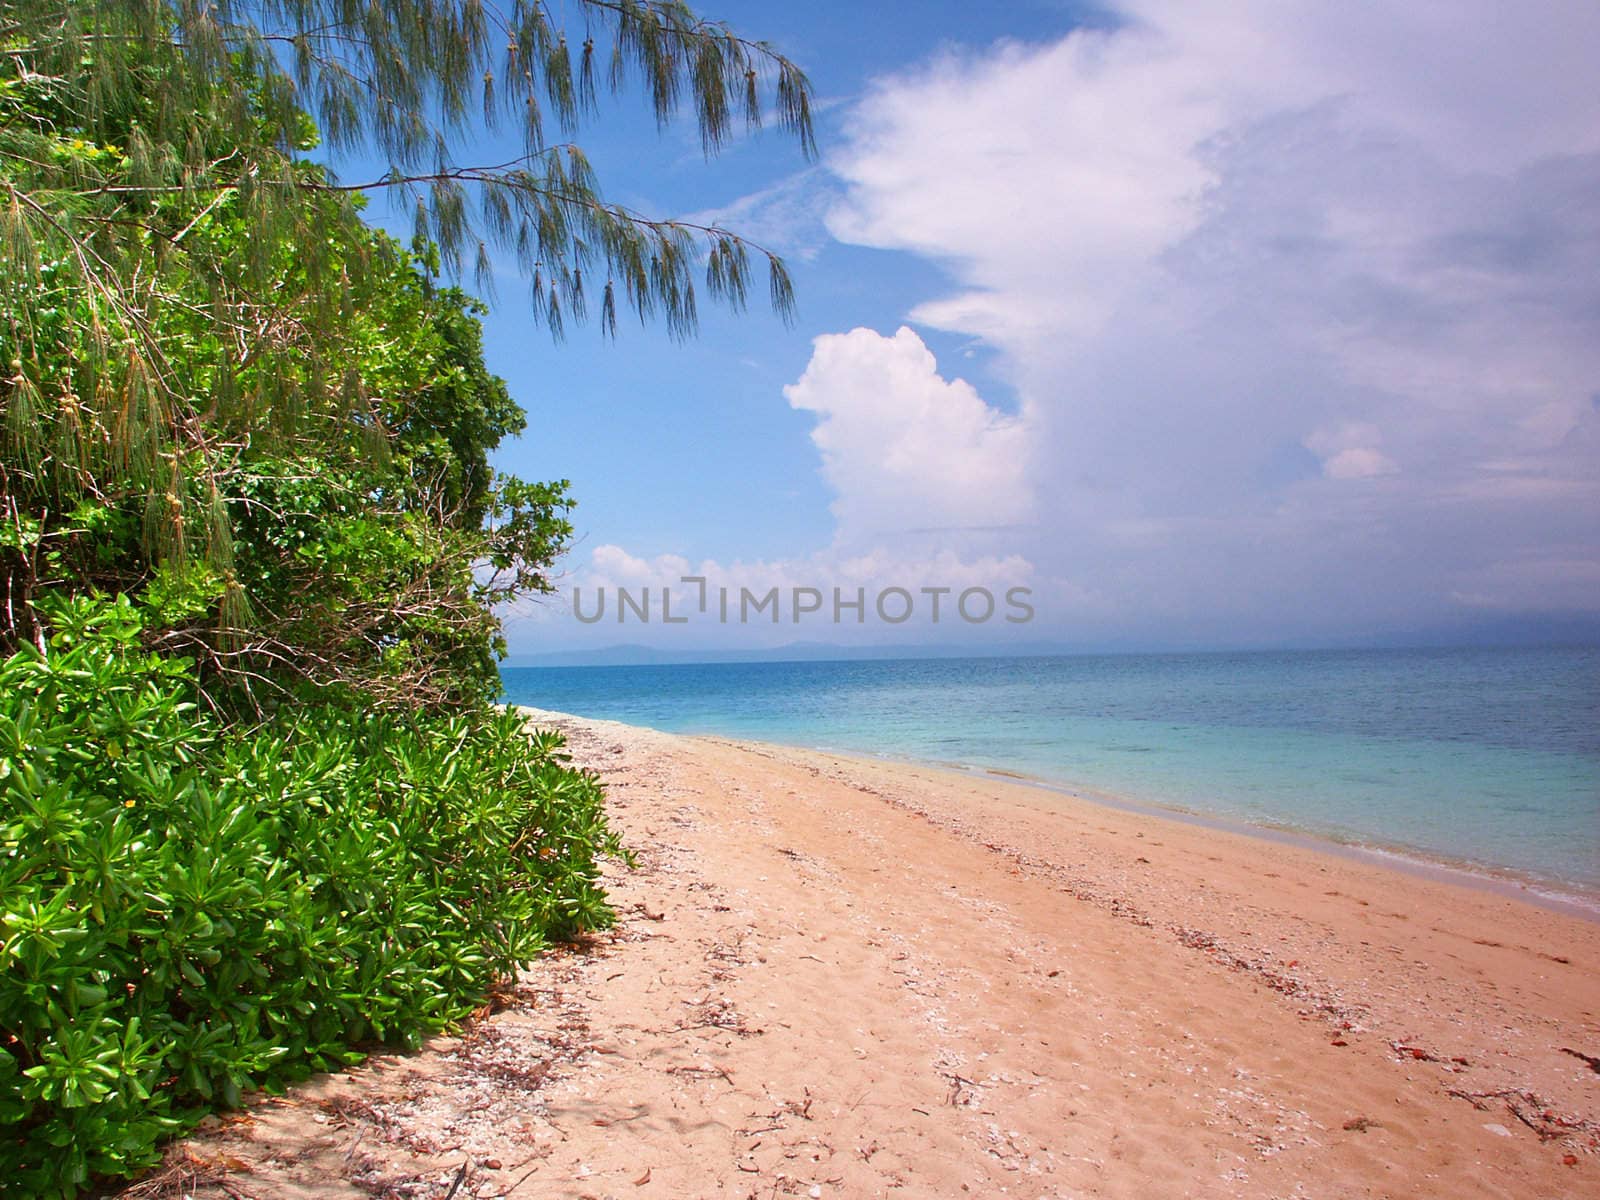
{"left": 501, "top": 647, "right": 1600, "bottom": 890}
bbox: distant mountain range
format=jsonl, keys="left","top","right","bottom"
{"left": 502, "top": 613, "right": 1600, "bottom": 668}
{"left": 501, "top": 640, "right": 1069, "bottom": 668}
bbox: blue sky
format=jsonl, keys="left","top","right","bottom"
{"left": 344, "top": 1, "right": 1600, "bottom": 655}
{"left": 457, "top": 1, "right": 1093, "bottom": 562}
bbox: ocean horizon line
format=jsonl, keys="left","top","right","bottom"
{"left": 503, "top": 647, "right": 1600, "bottom": 896}
{"left": 505, "top": 629, "right": 1600, "bottom": 670}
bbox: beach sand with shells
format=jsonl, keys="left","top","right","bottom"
{"left": 156, "top": 708, "right": 1600, "bottom": 1199}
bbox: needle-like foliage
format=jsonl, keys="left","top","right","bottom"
{"left": 3, "top": 0, "right": 813, "bottom": 337}
{"left": 0, "top": 0, "right": 815, "bottom": 688}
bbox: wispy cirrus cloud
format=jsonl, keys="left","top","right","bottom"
{"left": 680, "top": 166, "right": 837, "bottom": 261}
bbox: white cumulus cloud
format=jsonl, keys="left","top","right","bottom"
{"left": 817, "top": 0, "right": 1600, "bottom": 636}
{"left": 509, "top": 330, "right": 1040, "bottom": 649}
{"left": 513, "top": 1, "right": 1600, "bottom": 651}
{"left": 783, "top": 326, "right": 1032, "bottom": 544}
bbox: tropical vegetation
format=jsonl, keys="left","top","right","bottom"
{"left": 0, "top": 0, "right": 811, "bottom": 1192}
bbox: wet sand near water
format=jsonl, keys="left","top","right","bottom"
{"left": 154, "top": 708, "right": 1600, "bottom": 1199}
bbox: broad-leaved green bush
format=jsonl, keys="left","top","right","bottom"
{"left": 0, "top": 597, "right": 621, "bottom": 1195}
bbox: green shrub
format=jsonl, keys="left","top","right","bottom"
{"left": 0, "top": 596, "right": 622, "bottom": 1196}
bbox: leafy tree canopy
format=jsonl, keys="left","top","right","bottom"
{"left": 0, "top": 4, "right": 816, "bottom": 1188}
{"left": 0, "top": 0, "right": 816, "bottom": 705}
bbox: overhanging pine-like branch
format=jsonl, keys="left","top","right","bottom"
{"left": 3, "top": 0, "right": 814, "bottom": 336}
{"left": 304, "top": 150, "right": 795, "bottom": 337}
{"left": 0, "top": 0, "right": 813, "bottom": 632}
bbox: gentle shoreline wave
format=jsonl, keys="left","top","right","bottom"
{"left": 503, "top": 647, "right": 1600, "bottom": 902}
{"left": 708, "top": 728, "right": 1600, "bottom": 923}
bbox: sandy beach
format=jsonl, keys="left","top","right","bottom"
{"left": 156, "top": 709, "right": 1600, "bottom": 1199}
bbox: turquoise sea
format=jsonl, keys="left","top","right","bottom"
{"left": 500, "top": 647, "right": 1600, "bottom": 896}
